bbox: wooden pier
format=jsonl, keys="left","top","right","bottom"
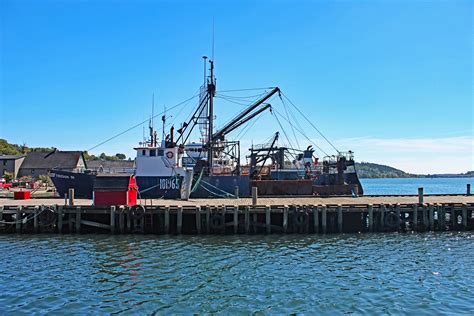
{"left": 0, "top": 198, "right": 473, "bottom": 234}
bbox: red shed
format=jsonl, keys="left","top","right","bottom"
{"left": 93, "top": 175, "right": 138, "bottom": 206}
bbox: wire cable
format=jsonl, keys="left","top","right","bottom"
{"left": 87, "top": 94, "right": 199, "bottom": 152}
{"left": 216, "top": 87, "right": 275, "bottom": 93}
{"left": 281, "top": 92, "right": 340, "bottom": 154}
{"left": 272, "top": 108, "right": 329, "bottom": 156}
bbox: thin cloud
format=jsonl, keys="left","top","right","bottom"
{"left": 334, "top": 136, "right": 474, "bottom": 174}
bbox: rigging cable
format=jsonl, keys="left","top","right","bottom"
{"left": 215, "top": 92, "right": 266, "bottom": 100}
{"left": 281, "top": 92, "right": 340, "bottom": 154}
{"left": 280, "top": 94, "right": 301, "bottom": 149}
{"left": 272, "top": 108, "right": 329, "bottom": 156}
{"left": 87, "top": 93, "right": 199, "bottom": 152}
{"left": 271, "top": 110, "right": 299, "bottom": 162}
{"left": 234, "top": 113, "right": 264, "bottom": 141}
{"left": 216, "top": 87, "right": 275, "bottom": 93}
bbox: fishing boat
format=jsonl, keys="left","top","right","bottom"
{"left": 50, "top": 57, "right": 363, "bottom": 198}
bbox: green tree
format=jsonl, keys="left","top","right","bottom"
{"left": 3, "top": 172, "right": 13, "bottom": 183}
{"left": 115, "top": 153, "right": 126, "bottom": 160}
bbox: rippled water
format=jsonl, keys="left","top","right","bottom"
{"left": 1, "top": 233, "right": 473, "bottom": 314}
{"left": 361, "top": 177, "right": 474, "bottom": 195}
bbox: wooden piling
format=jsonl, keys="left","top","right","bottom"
{"left": 221, "top": 205, "right": 227, "bottom": 235}
{"left": 0, "top": 201, "right": 471, "bottom": 236}
{"left": 467, "top": 184, "right": 471, "bottom": 196}
{"left": 196, "top": 206, "right": 201, "bottom": 234}
{"left": 321, "top": 205, "right": 327, "bottom": 234}
{"left": 164, "top": 206, "right": 170, "bottom": 234}
{"left": 245, "top": 206, "right": 250, "bottom": 233}
{"left": 429, "top": 204, "right": 434, "bottom": 231}
{"left": 119, "top": 207, "right": 124, "bottom": 234}
{"left": 380, "top": 204, "right": 386, "bottom": 230}
{"left": 462, "top": 203, "right": 468, "bottom": 229}
{"left": 265, "top": 206, "right": 271, "bottom": 234}
{"left": 110, "top": 206, "right": 116, "bottom": 234}
{"left": 16, "top": 206, "right": 22, "bottom": 233}
{"left": 34, "top": 206, "right": 39, "bottom": 233}
{"left": 413, "top": 204, "right": 418, "bottom": 231}
{"left": 0, "top": 206, "right": 3, "bottom": 230}
{"left": 75, "top": 207, "right": 81, "bottom": 233}
{"left": 337, "top": 205, "right": 343, "bottom": 233}
{"left": 418, "top": 187, "right": 424, "bottom": 204}
{"left": 368, "top": 204, "right": 373, "bottom": 232}
{"left": 437, "top": 204, "right": 444, "bottom": 231}
{"left": 395, "top": 203, "right": 401, "bottom": 225}
{"left": 177, "top": 207, "right": 183, "bottom": 234}
{"left": 68, "top": 207, "right": 73, "bottom": 232}
{"left": 252, "top": 187, "right": 258, "bottom": 206}
{"left": 233, "top": 206, "right": 238, "bottom": 234}
{"left": 313, "top": 206, "right": 319, "bottom": 233}
{"left": 68, "top": 188, "right": 75, "bottom": 207}
{"left": 205, "top": 206, "right": 210, "bottom": 234}
{"left": 252, "top": 212, "right": 258, "bottom": 234}
{"left": 58, "top": 206, "right": 63, "bottom": 233}
{"left": 126, "top": 207, "right": 132, "bottom": 232}
{"left": 451, "top": 206, "right": 456, "bottom": 229}
{"left": 422, "top": 204, "right": 428, "bottom": 230}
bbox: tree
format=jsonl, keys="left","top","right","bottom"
{"left": 99, "top": 153, "right": 107, "bottom": 160}
{"left": 3, "top": 172, "right": 13, "bottom": 183}
{"left": 115, "top": 153, "right": 126, "bottom": 160}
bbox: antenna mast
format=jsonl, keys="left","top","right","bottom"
{"left": 162, "top": 105, "right": 166, "bottom": 144}
{"left": 212, "top": 17, "right": 215, "bottom": 61}
{"left": 207, "top": 60, "right": 215, "bottom": 171}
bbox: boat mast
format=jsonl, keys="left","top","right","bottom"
{"left": 207, "top": 60, "right": 216, "bottom": 171}
{"left": 162, "top": 105, "right": 166, "bottom": 146}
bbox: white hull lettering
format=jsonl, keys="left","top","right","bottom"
{"left": 159, "top": 178, "right": 179, "bottom": 190}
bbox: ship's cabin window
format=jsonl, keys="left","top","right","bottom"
{"left": 142, "top": 149, "right": 146, "bottom": 156}
{"left": 158, "top": 149, "right": 164, "bottom": 157}
{"left": 150, "top": 149, "right": 156, "bottom": 157}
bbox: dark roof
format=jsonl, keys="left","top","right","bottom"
{"left": 94, "top": 175, "right": 133, "bottom": 191}
{"left": 20, "top": 151, "right": 83, "bottom": 169}
{"left": 0, "top": 155, "right": 26, "bottom": 160}
{"left": 87, "top": 160, "right": 135, "bottom": 169}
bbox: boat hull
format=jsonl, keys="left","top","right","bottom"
{"left": 136, "top": 176, "right": 183, "bottom": 199}
{"left": 49, "top": 170, "right": 96, "bottom": 198}
{"left": 50, "top": 169, "right": 362, "bottom": 199}
{"left": 191, "top": 175, "right": 250, "bottom": 198}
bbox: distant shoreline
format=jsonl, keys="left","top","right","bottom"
{"left": 360, "top": 175, "right": 474, "bottom": 179}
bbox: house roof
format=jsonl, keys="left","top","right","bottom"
{"left": 87, "top": 160, "right": 135, "bottom": 170}
{"left": 0, "top": 155, "right": 26, "bottom": 160}
{"left": 20, "top": 151, "right": 83, "bottom": 170}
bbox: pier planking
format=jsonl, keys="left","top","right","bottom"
{"left": 0, "top": 198, "right": 472, "bottom": 235}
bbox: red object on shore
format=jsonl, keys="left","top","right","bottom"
{"left": 93, "top": 175, "right": 138, "bottom": 206}
{"left": 14, "top": 190, "right": 31, "bottom": 200}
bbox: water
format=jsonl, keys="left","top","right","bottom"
{"left": 1, "top": 233, "right": 473, "bottom": 314}
{"left": 361, "top": 177, "right": 474, "bottom": 195}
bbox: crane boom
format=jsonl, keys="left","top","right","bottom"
{"left": 212, "top": 87, "right": 280, "bottom": 141}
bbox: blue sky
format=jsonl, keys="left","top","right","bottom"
{"left": 1, "top": 0, "right": 472, "bottom": 173}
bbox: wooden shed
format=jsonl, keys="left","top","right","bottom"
{"left": 93, "top": 175, "right": 138, "bottom": 206}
